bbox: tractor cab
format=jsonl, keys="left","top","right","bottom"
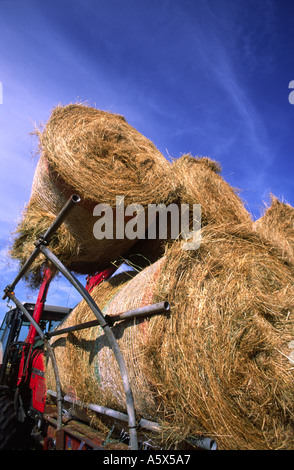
{"left": 0, "top": 303, "right": 71, "bottom": 386}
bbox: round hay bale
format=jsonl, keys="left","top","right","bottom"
{"left": 38, "top": 104, "right": 174, "bottom": 207}
{"left": 9, "top": 104, "right": 176, "bottom": 287}
{"left": 171, "top": 154, "right": 252, "bottom": 226}
{"left": 46, "top": 223, "right": 294, "bottom": 450}
{"left": 254, "top": 196, "right": 294, "bottom": 264}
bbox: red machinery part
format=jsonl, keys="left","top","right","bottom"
{"left": 29, "top": 349, "right": 46, "bottom": 413}
{"left": 17, "top": 267, "right": 54, "bottom": 387}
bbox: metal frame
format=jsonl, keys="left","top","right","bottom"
{"left": 45, "top": 389, "right": 217, "bottom": 450}
{"left": 43, "top": 301, "right": 170, "bottom": 339}
{"left": 2, "top": 194, "right": 171, "bottom": 451}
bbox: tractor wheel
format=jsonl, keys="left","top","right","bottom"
{"left": 0, "top": 394, "right": 17, "bottom": 449}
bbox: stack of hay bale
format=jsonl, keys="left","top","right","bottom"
{"left": 10, "top": 104, "right": 294, "bottom": 450}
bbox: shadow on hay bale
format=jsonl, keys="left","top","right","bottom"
{"left": 46, "top": 223, "right": 294, "bottom": 450}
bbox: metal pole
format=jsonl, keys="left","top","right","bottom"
{"left": 46, "top": 390, "right": 217, "bottom": 450}
{"left": 37, "top": 244, "right": 138, "bottom": 450}
{"left": 3, "top": 194, "right": 80, "bottom": 299}
{"left": 44, "top": 301, "right": 170, "bottom": 338}
{"left": 42, "top": 319, "right": 100, "bottom": 339}
{"left": 188, "top": 436, "right": 218, "bottom": 451}
{"left": 6, "top": 293, "right": 63, "bottom": 430}
{"left": 41, "top": 194, "right": 80, "bottom": 242}
{"left": 46, "top": 389, "right": 161, "bottom": 433}
{"left": 106, "top": 301, "right": 170, "bottom": 325}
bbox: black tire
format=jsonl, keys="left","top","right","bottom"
{"left": 0, "top": 394, "right": 17, "bottom": 449}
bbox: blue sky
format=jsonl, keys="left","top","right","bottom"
{"left": 0, "top": 0, "right": 294, "bottom": 323}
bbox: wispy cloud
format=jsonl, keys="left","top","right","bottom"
{"left": 185, "top": 1, "right": 274, "bottom": 160}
